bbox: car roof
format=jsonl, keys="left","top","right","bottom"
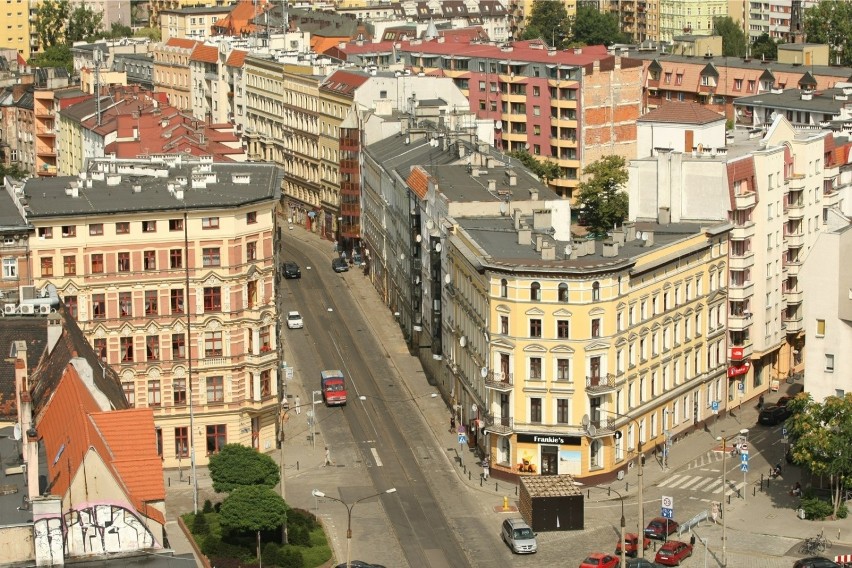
{"left": 288, "top": 311, "right": 300, "bottom": 316}
{"left": 505, "top": 517, "right": 530, "bottom": 527}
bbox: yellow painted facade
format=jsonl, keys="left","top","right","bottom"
{"left": 1, "top": 0, "right": 31, "bottom": 59}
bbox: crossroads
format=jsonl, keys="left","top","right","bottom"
{"left": 654, "top": 449, "right": 747, "bottom": 501}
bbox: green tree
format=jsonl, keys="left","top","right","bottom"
{"left": 67, "top": 5, "right": 103, "bottom": 43}
{"left": 713, "top": 16, "right": 748, "bottom": 57}
{"left": 208, "top": 443, "right": 280, "bottom": 493}
{"left": 520, "top": 0, "right": 572, "bottom": 49}
{"left": 508, "top": 150, "right": 561, "bottom": 184}
{"left": 134, "top": 27, "right": 162, "bottom": 41}
{"left": 219, "top": 485, "right": 288, "bottom": 564}
{"left": 750, "top": 33, "right": 779, "bottom": 61}
{"left": 107, "top": 22, "right": 133, "bottom": 39}
{"left": 0, "top": 163, "right": 29, "bottom": 179}
{"left": 33, "top": 0, "right": 71, "bottom": 49}
{"left": 804, "top": 0, "right": 852, "bottom": 65}
{"left": 787, "top": 392, "right": 852, "bottom": 519}
{"left": 571, "top": 6, "right": 628, "bottom": 46}
{"left": 28, "top": 44, "right": 73, "bottom": 73}
{"left": 575, "top": 155, "right": 629, "bottom": 237}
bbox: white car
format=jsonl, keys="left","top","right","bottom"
{"left": 287, "top": 311, "right": 303, "bottom": 329}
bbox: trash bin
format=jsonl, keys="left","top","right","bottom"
{"left": 797, "top": 508, "right": 806, "bottom": 520}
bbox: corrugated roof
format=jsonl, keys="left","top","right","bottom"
{"left": 638, "top": 101, "right": 725, "bottom": 125}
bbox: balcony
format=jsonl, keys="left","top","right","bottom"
{"left": 785, "top": 201, "right": 804, "bottom": 219}
{"left": 728, "top": 281, "right": 754, "bottom": 301}
{"left": 205, "top": 72, "right": 217, "bottom": 82}
{"left": 783, "top": 314, "right": 803, "bottom": 333}
{"left": 587, "top": 417, "right": 616, "bottom": 437}
{"left": 485, "top": 372, "right": 514, "bottom": 392}
{"left": 727, "top": 314, "right": 752, "bottom": 331}
{"left": 246, "top": 350, "right": 277, "bottom": 366}
{"left": 784, "top": 231, "right": 805, "bottom": 248}
{"left": 731, "top": 221, "right": 755, "bottom": 240}
{"left": 787, "top": 173, "right": 806, "bottom": 190}
{"left": 785, "top": 261, "right": 801, "bottom": 276}
{"left": 729, "top": 250, "right": 754, "bottom": 270}
{"left": 784, "top": 289, "right": 803, "bottom": 304}
{"left": 586, "top": 373, "right": 617, "bottom": 394}
{"left": 734, "top": 191, "right": 757, "bottom": 209}
{"left": 485, "top": 415, "right": 514, "bottom": 435}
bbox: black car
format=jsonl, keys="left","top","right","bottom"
{"left": 283, "top": 261, "right": 301, "bottom": 279}
{"left": 758, "top": 404, "right": 790, "bottom": 426}
{"left": 332, "top": 257, "right": 349, "bottom": 273}
{"left": 334, "top": 563, "right": 387, "bottom": 568}
{"left": 626, "top": 559, "right": 664, "bottom": 568}
{"left": 793, "top": 557, "right": 841, "bottom": 568}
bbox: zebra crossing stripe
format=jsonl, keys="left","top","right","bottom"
{"left": 657, "top": 474, "right": 684, "bottom": 487}
{"left": 668, "top": 475, "right": 698, "bottom": 489}
{"left": 691, "top": 478, "right": 717, "bottom": 491}
{"left": 679, "top": 476, "right": 707, "bottom": 490}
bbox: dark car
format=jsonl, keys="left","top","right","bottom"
{"left": 332, "top": 257, "right": 349, "bottom": 273}
{"left": 776, "top": 395, "right": 791, "bottom": 407}
{"left": 758, "top": 404, "right": 790, "bottom": 426}
{"left": 283, "top": 261, "right": 301, "bottom": 279}
{"left": 334, "top": 562, "right": 387, "bottom": 568}
{"left": 654, "top": 540, "right": 692, "bottom": 566}
{"left": 626, "top": 559, "right": 665, "bottom": 568}
{"left": 793, "top": 558, "right": 842, "bottom": 568}
{"left": 644, "top": 517, "right": 679, "bottom": 540}
{"left": 616, "top": 533, "right": 651, "bottom": 557}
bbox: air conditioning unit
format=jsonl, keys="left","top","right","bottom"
{"left": 4, "top": 304, "right": 16, "bottom": 315}
{"left": 39, "top": 304, "right": 52, "bottom": 314}
{"left": 19, "top": 304, "right": 34, "bottom": 315}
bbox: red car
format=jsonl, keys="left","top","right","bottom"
{"left": 644, "top": 517, "right": 679, "bottom": 540}
{"left": 579, "top": 553, "right": 620, "bottom": 568}
{"left": 616, "top": 533, "right": 651, "bottom": 557}
{"left": 654, "top": 540, "right": 693, "bottom": 566}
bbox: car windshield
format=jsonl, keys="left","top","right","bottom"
{"left": 327, "top": 384, "right": 344, "bottom": 392}
{"left": 513, "top": 527, "right": 533, "bottom": 539}
{"left": 582, "top": 558, "right": 600, "bottom": 565}
{"left": 289, "top": 314, "right": 300, "bottom": 319}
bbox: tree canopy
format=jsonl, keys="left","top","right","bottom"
{"left": 208, "top": 444, "right": 280, "bottom": 493}
{"left": 750, "top": 33, "right": 779, "bottom": 61}
{"left": 32, "top": 0, "right": 103, "bottom": 51}
{"left": 508, "top": 150, "right": 561, "bottom": 183}
{"left": 520, "top": 0, "right": 572, "bottom": 48}
{"left": 219, "top": 485, "right": 289, "bottom": 563}
{"left": 804, "top": 0, "right": 852, "bottom": 66}
{"left": 786, "top": 392, "right": 852, "bottom": 518}
{"left": 713, "top": 17, "right": 747, "bottom": 57}
{"left": 575, "top": 155, "right": 629, "bottom": 238}
{"left": 571, "top": 7, "right": 628, "bottom": 47}
{"left": 0, "top": 164, "right": 30, "bottom": 180}
{"left": 28, "top": 45, "right": 73, "bottom": 74}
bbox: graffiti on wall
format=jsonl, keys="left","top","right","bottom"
{"left": 33, "top": 515, "right": 64, "bottom": 565}
{"left": 63, "top": 504, "right": 157, "bottom": 555}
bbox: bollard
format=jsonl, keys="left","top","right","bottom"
{"left": 753, "top": 486, "right": 756, "bottom": 497}
{"left": 496, "top": 482, "right": 499, "bottom": 492}
{"left": 626, "top": 482, "right": 630, "bottom": 492}
{"left": 503, "top": 496, "right": 509, "bottom": 511}
{"left": 168, "top": 478, "right": 170, "bottom": 487}
{"left": 480, "top": 476, "right": 483, "bottom": 487}
{"left": 727, "top": 495, "right": 731, "bottom": 505}
{"left": 468, "top": 471, "right": 471, "bottom": 481}
{"left": 515, "top": 486, "right": 518, "bottom": 495}
{"left": 463, "top": 464, "right": 467, "bottom": 474}
{"left": 296, "top": 461, "right": 300, "bottom": 471}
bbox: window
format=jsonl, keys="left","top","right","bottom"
{"left": 89, "top": 223, "right": 104, "bottom": 236}
{"left": 116, "top": 222, "right": 130, "bottom": 234}
{"left": 557, "top": 358, "right": 570, "bottom": 380}
{"left": 816, "top": 319, "right": 825, "bottom": 337}
{"left": 500, "top": 315, "right": 509, "bottom": 335}
{"left": 169, "top": 219, "right": 184, "bottom": 231}
{"left": 530, "top": 282, "right": 541, "bottom": 300}
{"left": 202, "top": 217, "right": 220, "bottom": 229}
{"left": 65, "top": 295, "right": 78, "bottom": 318}
{"left": 148, "top": 380, "right": 161, "bottom": 407}
{"left": 146, "top": 335, "right": 160, "bottom": 361}
{"left": 38, "top": 227, "right": 52, "bottom": 239}
{"left": 61, "top": 225, "right": 76, "bottom": 237}
{"left": 500, "top": 278, "right": 508, "bottom": 298}
{"left": 172, "top": 378, "right": 187, "bottom": 406}
{"left": 826, "top": 354, "right": 835, "bottom": 372}
{"left": 123, "top": 382, "right": 135, "bottom": 406}
{"left": 734, "top": 78, "right": 743, "bottom": 90}
{"left": 142, "top": 220, "right": 157, "bottom": 232}
{"left": 91, "top": 253, "right": 104, "bottom": 274}
{"left": 591, "top": 318, "right": 601, "bottom": 338}
{"left": 206, "top": 424, "right": 226, "bottom": 453}
{"left": 556, "top": 399, "right": 569, "bottom": 423}
{"left": 120, "top": 336, "right": 134, "bottom": 362}
{"left": 260, "top": 370, "right": 271, "bottom": 397}
{"left": 145, "top": 290, "right": 158, "bottom": 315}
{"left": 557, "top": 320, "right": 570, "bottom": 339}
{"left": 589, "top": 356, "right": 601, "bottom": 380}
{"left": 207, "top": 376, "right": 224, "bottom": 402}
{"left": 529, "top": 357, "right": 542, "bottom": 380}
{"left": 92, "top": 294, "right": 106, "bottom": 319}
{"left": 247, "top": 241, "right": 257, "bottom": 261}
{"left": 247, "top": 211, "right": 257, "bottom": 224}
{"left": 260, "top": 325, "right": 271, "bottom": 350}
{"left": 202, "top": 247, "right": 221, "bottom": 267}
{"left": 144, "top": 250, "right": 156, "bottom": 270}
{"left": 117, "top": 252, "right": 130, "bottom": 272}
{"left": 175, "top": 427, "right": 189, "bottom": 457}
{"left": 558, "top": 283, "right": 569, "bottom": 302}
{"left": 63, "top": 255, "right": 76, "bottom": 276}
{"left": 204, "top": 287, "right": 221, "bottom": 311}
{"left": 40, "top": 257, "right": 53, "bottom": 277}
{"left": 119, "top": 292, "right": 132, "bottom": 317}
{"left": 170, "top": 248, "right": 183, "bottom": 269}
{"left": 171, "top": 289, "right": 184, "bottom": 314}
{"left": 93, "top": 337, "right": 106, "bottom": 362}
{"left": 530, "top": 398, "right": 542, "bottom": 422}
{"left": 592, "top": 281, "right": 600, "bottom": 301}
{"left": 172, "top": 333, "right": 186, "bottom": 359}
{"left": 530, "top": 319, "right": 542, "bottom": 338}
{"left": 205, "top": 331, "right": 223, "bottom": 357}
{"left": 2, "top": 258, "right": 15, "bottom": 279}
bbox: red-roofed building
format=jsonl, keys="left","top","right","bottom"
{"left": 333, "top": 37, "right": 643, "bottom": 199}
{"left": 212, "top": 0, "right": 270, "bottom": 36}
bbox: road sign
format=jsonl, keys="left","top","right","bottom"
{"left": 661, "top": 495, "right": 674, "bottom": 509}
{"left": 740, "top": 453, "right": 749, "bottom": 464}
{"left": 782, "top": 427, "right": 788, "bottom": 437}
{"left": 740, "top": 462, "right": 749, "bottom": 472}
{"left": 458, "top": 433, "right": 468, "bottom": 445}
{"left": 740, "top": 442, "right": 749, "bottom": 454}
{"left": 661, "top": 507, "right": 674, "bottom": 519}
{"left": 711, "top": 400, "right": 720, "bottom": 414}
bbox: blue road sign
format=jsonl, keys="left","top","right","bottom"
{"left": 661, "top": 507, "right": 674, "bottom": 519}
{"left": 782, "top": 427, "right": 788, "bottom": 437}
{"left": 740, "top": 453, "right": 749, "bottom": 464}
{"left": 711, "top": 400, "right": 720, "bottom": 412}
{"left": 458, "top": 433, "right": 468, "bottom": 445}
{"left": 738, "top": 381, "right": 745, "bottom": 392}
{"left": 740, "top": 463, "right": 749, "bottom": 472}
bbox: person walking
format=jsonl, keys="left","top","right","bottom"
{"left": 295, "top": 395, "right": 301, "bottom": 414}
{"left": 758, "top": 394, "right": 765, "bottom": 411}
{"left": 323, "top": 446, "right": 334, "bottom": 467}
{"left": 450, "top": 414, "right": 456, "bottom": 433}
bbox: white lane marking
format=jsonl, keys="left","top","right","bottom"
{"left": 371, "top": 447, "right": 383, "bottom": 466}
{"left": 657, "top": 474, "right": 684, "bottom": 487}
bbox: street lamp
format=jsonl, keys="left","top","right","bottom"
{"left": 716, "top": 431, "right": 737, "bottom": 567}
{"left": 588, "top": 485, "right": 627, "bottom": 566}
{"left": 279, "top": 399, "right": 320, "bottom": 543}
{"left": 311, "top": 488, "right": 398, "bottom": 568}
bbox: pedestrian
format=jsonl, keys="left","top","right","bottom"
{"left": 295, "top": 395, "right": 301, "bottom": 414}
{"left": 758, "top": 394, "right": 765, "bottom": 411}
{"left": 450, "top": 414, "right": 456, "bottom": 433}
{"left": 323, "top": 446, "right": 334, "bottom": 467}
{"left": 482, "top": 456, "right": 490, "bottom": 480}
{"left": 333, "top": 241, "right": 338, "bottom": 253}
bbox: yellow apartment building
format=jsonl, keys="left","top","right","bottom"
{"left": 152, "top": 37, "right": 197, "bottom": 111}
{"left": 20, "top": 155, "right": 284, "bottom": 468}
{"left": 1, "top": 0, "right": 31, "bottom": 59}
{"left": 447, "top": 216, "right": 731, "bottom": 481}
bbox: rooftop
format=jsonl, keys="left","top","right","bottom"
{"left": 733, "top": 86, "right": 852, "bottom": 115}
{"left": 638, "top": 101, "right": 726, "bottom": 125}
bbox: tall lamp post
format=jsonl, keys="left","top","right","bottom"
{"left": 312, "top": 488, "right": 397, "bottom": 568}
{"left": 716, "top": 431, "right": 736, "bottom": 567}
{"left": 279, "top": 399, "right": 320, "bottom": 543}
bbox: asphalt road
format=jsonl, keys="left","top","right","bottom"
{"left": 281, "top": 234, "right": 481, "bottom": 568}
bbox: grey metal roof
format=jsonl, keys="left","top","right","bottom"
{"left": 0, "top": 186, "right": 29, "bottom": 230}
{"left": 366, "top": 136, "right": 460, "bottom": 180}
{"left": 21, "top": 162, "right": 282, "bottom": 219}
{"left": 422, "top": 162, "right": 558, "bottom": 203}
{"left": 732, "top": 88, "right": 847, "bottom": 114}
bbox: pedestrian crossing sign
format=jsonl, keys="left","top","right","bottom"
{"left": 740, "top": 462, "right": 749, "bottom": 472}
{"left": 458, "top": 433, "right": 467, "bottom": 445}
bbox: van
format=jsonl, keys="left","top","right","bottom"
{"left": 501, "top": 518, "right": 537, "bottom": 554}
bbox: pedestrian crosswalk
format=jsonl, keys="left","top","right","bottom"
{"left": 685, "top": 449, "right": 726, "bottom": 469}
{"left": 657, "top": 472, "right": 746, "bottom": 499}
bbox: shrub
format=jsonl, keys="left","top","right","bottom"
{"left": 262, "top": 542, "right": 280, "bottom": 566}
{"left": 291, "top": 525, "right": 312, "bottom": 547}
{"left": 202, "top": 534, "right": 222, "bottom": 557}
{"left": 192, "top": 512, "right": 209, "bottom": 536}
{"left": 288, "top": 508, "right": 319, "bottom": 531}
{"left": 801, "top": 497, "right": 833, "bottom": 520}
{"left": 214, "top": 501, "right": 222, "bottom": 513}
{"left": 278, "top": 547, "right": 305, "bottom": 568}
{"left": 837, "top": 502, "right": 848, "bottom": 519}
{"left": 203, "top": 499, "right": 214, "bottom": 514}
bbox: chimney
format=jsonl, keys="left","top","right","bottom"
{"left": 46, "top": 313, "right": 62, "bottom": 355}
{"left": 529, "top": 188, "right": 539, "bottom": 201}
{"left": 507, "top": 170, "right": 517, "bottom": 186}
{"left": 611, "top": 230, "right": 625, "bottom": 245}
{"left": 535, "top": 234, "right": 543, "bottom": 251}
{"left": 585, "top": 239, "right": 596, "bottom": 255}
{"left": 644, "top": 231, "right": 655, "bottom": 247}
{"left": 624, "top": 221, "right": 637, "bottom": 242}
{"left": 518, "top": 225, "right": 532, "bottom": 245}
{"left": 658, "top": 207, "right": 671, "bottom": 225}
{"left": 541, "top": 242, "right": 555, "bottom": 260}
{"left": 487, "top": 179, "right": 496, "bottom": 191}
{"left": 513, "top": 208, "right": 523, "bottom": 230}
{"left": 602, "top": 240, "right": 619, "bottom": 257}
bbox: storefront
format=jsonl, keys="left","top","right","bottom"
{"left": 492, "top": 433, "right": 584, "bottom": 476}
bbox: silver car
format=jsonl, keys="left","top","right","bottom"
{"left": 501, "top": 518, "right": 537, "bottom": 554}
{"left": 287, "top": 311, "right": 303, "bottom": 329}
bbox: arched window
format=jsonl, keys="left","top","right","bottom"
{"left": 558, "top": 282, "right": 569, "bottom": 302}
{"left": 530, "top": 281, "right": 541, "bottom": 301}
{"left": 590, "top": 439, "right": 602, "bottom": 468}
{"left": 500, "top": 278, "right": 508, "bottom": 298}
{"left": 592, "top": 281, "right": 600, "bottom": 301}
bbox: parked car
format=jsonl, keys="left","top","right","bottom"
{"left": 626, "top": 559, "right": 665, "bottom": 568}
{"left": 758, "top": 404, "right": 791, "bottom": 426}
{"left": 793, "top": 558, "right": 842, "bottom": 568}
{"left": 332, "top": 257, "right": 349, "bottom": 272}
{"left": 500, "top": 518, "right": 537, "bottom": 554}
{"left": 644, "top": 517, "right": 679, "bottom": 540}
{"left": 282, "top": 261, "right": 301, "bottom": 279}
{"left": 776, "top": 395, "right": 791, "bottom": 407}
{"left": 286, "top": 311, "right": 303, "bottom": 329}
{"left": 654, "top": 540, "right": 693, "bottom": 566}
{"left": 579, "top": 553, "right": 620, "bottom": 568}
{"left": 334, "top": 562, "right": 386, "bottom": 568}
{"left": 616, "top": 533, "right": 651, "bottom": 557}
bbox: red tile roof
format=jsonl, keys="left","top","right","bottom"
{"left": 225, "top": 49, "right": 247, "bottom": 67}
{"left": 166, "top": 37, "right": 199, "bottom": 50}
{"left": 213, "top": 0, "right": 268, "bottom": 36}
{"left": 191, "top": 44, "right": 219, "bottom": 64}
{"left": 406, "top": 166, "right": 431, "bottom": 199}
{"left": 436, "top": 26, "right": 488, "bottom": 42}
{"left": 321, "top": 70, "right": 371, "bottom": 96}
{"left": 638, "top": 101, "right": 725, "bottom": 125}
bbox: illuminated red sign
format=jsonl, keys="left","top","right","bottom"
{"left": 727, "top": 361, "right": 751, "bottom": 378}
{"left": 731, "top": 347, "right": 745, "bottom": 360}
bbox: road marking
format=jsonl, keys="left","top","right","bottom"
{"left": 692, "top": 478, "right": 718, "bottom": 491}
{"left": 678, "top": 477, "right": 706, "bottom": 490}
{"left": 658, "top": 474, "right": 684, "bottom": 487}
{"left": 371, "top": 447, "right": 383, "bottom": 466}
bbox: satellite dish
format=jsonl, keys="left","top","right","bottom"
{"left": 471, "top": 404, "right": 478, "bottom": 414}
{"left": 581, "top": 414, "right": 590, "bottom": 428}
{"left": 426, "top": 220, "right": 435, "bottom": 230}
{"left": 435, "top": 243, "right": 443, "bottom": 252}
{"left": 444, "top": 274, "right": 451, "bottom": 284}
{"left": 480, "top": 367, "right": 488, "bottom": 378}
{"left": 415, "top": 234, "right": 422, "bottom": 243}
{"left": 13, "top": 423, "right": 21, "bottom": 441}
{"left": 500, "top": 202, "right": 508, "bottom": 215}
{"left": 642, "top": 233, "right": 648, "bottom": 241}
{"left": 494, "top": 120, "right": 502, "bottom": 130}
{"left": 635, "top": 231, "right": 643, "bottom": 240}
{"left": 588, "top": 424, "right": 598, "bottom": 437}
{"left": 459, "top": 336, "right": 467, "bottom": 347}
{"left": 564, "top": 245, "right": 571, "bottom": 255}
